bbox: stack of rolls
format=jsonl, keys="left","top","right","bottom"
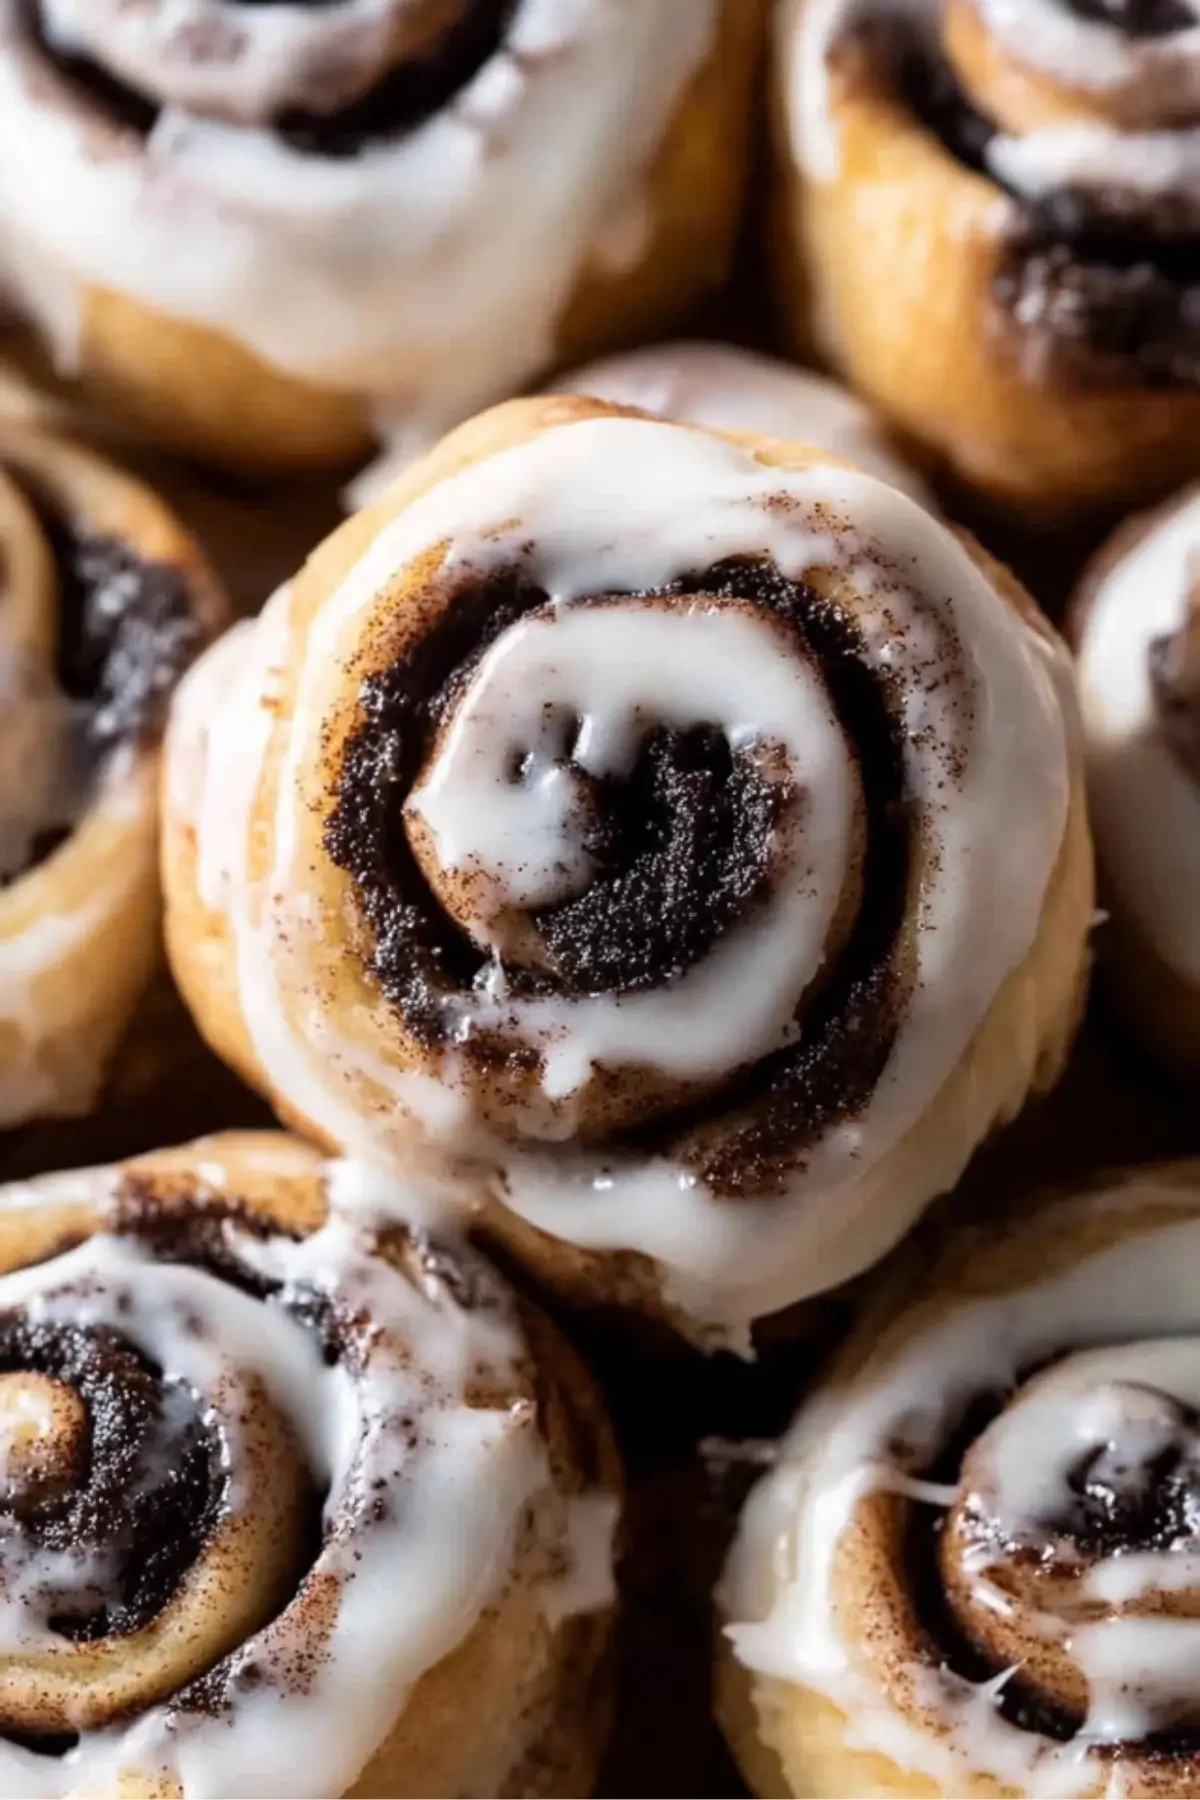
{"left": 8, "top": 9, "right": 1200, "bottom": 1785}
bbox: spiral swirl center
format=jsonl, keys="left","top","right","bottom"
{"left": 940, "top": 1345, "right": 1200, "bottom": 1737}
{"left": 401, "top": 591, "right": 864, "bottom": 1117}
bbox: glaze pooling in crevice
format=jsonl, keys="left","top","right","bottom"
{"left": 0, "top": 0, "right": 719, "bottom": 450}
{"left": 171, "top": 413, "right": 1073, "bottom": 1331}
{"left": 722, "top": 1183, "right": 1200, "bottom": 1793}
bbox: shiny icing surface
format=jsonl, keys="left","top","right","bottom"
{"left": 722, "top": 1175, "right": 1200, "bottom": 1793}
{"left": 1077, "top": 487, "right": 1200, "bottom": 986}
{"left": 0, "top": 0, "right": 718, "bottom": 447}
{"left": 555, "top": 342, "right": 933, "bottom": 502}
{"left": 170, "top": 413, "right": 1074, "bottom": 1333}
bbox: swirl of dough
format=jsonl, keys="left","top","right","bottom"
{"left": 0, "top": 423, "right": 223, "bottom": 1131}
{"left": 0, "top": 0, "right": 761, "bottom": 470}
{"left": 161, "top": 396, "right": 1091, "bottom": 1342}
{"left": 0, "top": 1131, "right": 619, "bottom": 1798}
{"left": 720, "top": 1161, "right": 1200, "bottom": 1799}
{"left": 774, "top": 0, "right": 1200, "bottom": 516}
{"left": 1073, "top": 484, "right": 1200, "bottom": 1076}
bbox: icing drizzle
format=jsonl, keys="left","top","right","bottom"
{"left": 169, "top": 413, "right": 1075, "bottom": 1333}
{"left": 723, "top": 1173, "right": 1200, "bottom": 1794}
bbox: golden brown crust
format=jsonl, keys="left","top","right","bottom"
{"left": 771, "top": 1, "right": 1200, "bottom": 522}
{"left": 17, "top": 0, "right": 763, "bottom": 474}
{"left": 0, "top": 423, "right": 227, "bottom": 1133}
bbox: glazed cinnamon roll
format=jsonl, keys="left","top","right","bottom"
{"left": 0, "top": 1129, "right": 620, "bottom": 1797}
{"left": 0, "top": 422, "right": 223, "bottom": 1131}
{"left": 774, "top": 0, "right": 1200, "bottom": 519}
{"left": 161, "top": 395, "right": 1092, "bottom": 1345}
{"left": 0, "top": 0, "right": 761, "bottom": 473}
{"left": 552, "top": 342, "right": 935, "bottom": 506}
{"left": 719, "top": 1159, "right": 1200, "bottom": 1798}
{"left": 1073, "top": 486, "right": 1200, "bottom": 1079}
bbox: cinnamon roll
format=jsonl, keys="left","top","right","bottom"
{"left": 1073, "top": 485, "right": 1200, "bottom": 1079}
{"left": 552, "top": 342, "right": 935, "bottom": 506}
{"left": 0, "top": 0, "right": 761, "bottom": 474}
{"left": 0, "top": 1128, "right": 620, "bottom": 1797}
{"left": 774, "top": 0, "right": 1200, "bottom": 520}
{"left": 719, "top": 1158, "right": 1200, "bottom": 1798}
{"left": 0, "top": 422, "right": 224, "bottom": 1131}
{"left": 161, "top": 395, "right": 1092, "bottom": 1345}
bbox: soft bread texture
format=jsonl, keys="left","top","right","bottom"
{"left": 771, "top": 0, "right": 1200, "bottom": 521}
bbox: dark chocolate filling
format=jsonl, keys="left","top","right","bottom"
{"left": 33, "top": 0, "right": 518, "bottom": 159}
{"left": 1149, "top": 584, "right": 1200, "bottom": 784}
{"left": 865, "top": 16, "right": 1200, "bottom": 387}
{"left": 324, "top": 555, "right": 914, "bottom": 1200}
{"left": 55, "top": 532, "right": 205, "bottom": 757}
{"left": 0, "top": 466, "right": 204, "bottom": 888}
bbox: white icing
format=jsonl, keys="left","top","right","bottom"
{"left": 40, "top": 0, "right": 454, "bottom": 124}
{"left": 1076, "top": 487, "right": 1200, "bottom": 986}
{"left": 0, "top": 0, "right": 718, "bottom": 446}
{"left": 778, "top": 0, "right": 861, "bottom": 183}
{"left": 407, "top": 599, "right": 859, "bottom": 1107}
{"left": 722, "top": 1181, "right": 1200, "bottom": 1793}
{"left": 552, "top": 341, "right": 934, "bottom": 504}
{"left": 779, "top": 0, "right": 1200, "bottom": 209}
{"left": 988, "top": 122, "right": 1200, "bottom": 203}
{"left": 177, "top": 413, "right": 1074, "bottom": 1331}
{"left": 540, "top": 1490, "right": 621, "bottom": 1629}
{"left": 966, "top": 0, "right": 1200, "bottom": 101}
{"left": 0, "top": 1152, "right": 614, "bottom": 1797}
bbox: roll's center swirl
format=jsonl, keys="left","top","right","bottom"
{"left": 400, "top": 592, "right": 865, "bottom": 1120}
{"left": 938, "top": 1345, "right": 1200, "bottom": 1739}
